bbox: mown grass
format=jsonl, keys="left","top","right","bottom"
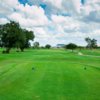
{"left": 0, "top": 49, "right": 100, "bottom": 100}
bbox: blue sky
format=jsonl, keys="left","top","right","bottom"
{"left": 0, "top": 0, "right": 100, "bottom": 46}
{"left": 19, "top": 0, "right": 28, "bottom": 5}
{"left": 19, "top": 0, "right": 85, "bottom": 5}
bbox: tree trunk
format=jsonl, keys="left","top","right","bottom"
{"left": 2, "top": 47, "right": 11, "bottom": 54}
{"left": 20, "top": 47, "right": 24, "bottom": 52}
{"left": 16, "top": 47, "right": 20, "bottom": 52}
{"left": 6, "top": 48, "right": 11, "bottom": 53}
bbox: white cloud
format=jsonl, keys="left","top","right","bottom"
{"left": 33, "top": 27, "right": 51, "bottom": 38}
{"left": 8, "top": 4, "right": 49, "bottom": 28}
{"left": 81, "top": 0, "right": 100, "bottom": 18}
{"left": 43, "top": 0, "right": 62, "bottom": 9}
{"left": 0, "top": 18, "right": 9, "bottom": 24}
{"left": 0, "top": 0, "right": 19, "bottom": 16}
{"left": 0, "top": 0, "right": 19, "bottom": 7}
{"left": 51, "top": 15, "right": 80, "bottom": 34}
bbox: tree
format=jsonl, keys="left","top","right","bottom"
{"left": 65, "top": 43, "right": 77, "bottom": 52}
{"left": 85, "top": 37, "right": 92, "bottom": 48}
{"left": 45, "top": 44, "right": 51, "bottom": 49}
{"left": 15, "top": 28, "right": 26, "bottom": 52}
{"left": 19, "top": 29, "right": 34, "bottom": 52}
{"left": 85, "top": 37, "right": 97, "bottom": 49}
{"left": 1, "top": 21, "right": 22, "bottom": 53}
{"left": 0, "top": 21, "right": 35, "bottom": 53}
{"left": 91, "top": 39, "right": 97, "bottom": 48}
{"left": 23, "top": 29, "right": 34, "bottom": 48}
{"left": 33, "top": 42, "right": 39, "bottom": 49}
{"left": 0, "top": 25, "right": 3, "bottom": 47}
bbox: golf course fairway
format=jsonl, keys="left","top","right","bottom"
{"left": 0, "top": 49, "right": 100, "bottom": 100}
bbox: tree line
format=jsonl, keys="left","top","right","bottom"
{"left": 33, "top": 42, "right": 51, "bottom": 49}
{"left": 0, "top": 21, "right": 34, "bottom": 53}
{"left": 33, "top": 38, "right": 98, "bottom": 51}
{"left": 64, "top": 37, "right": 98, "bottom": 51}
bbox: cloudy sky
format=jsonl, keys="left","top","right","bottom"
{"left": 0, "top": 0, "right": 100, "bottom": 46}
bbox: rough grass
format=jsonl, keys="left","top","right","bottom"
{"left": 0, "top": 49, "right": 100, "bottom": 100}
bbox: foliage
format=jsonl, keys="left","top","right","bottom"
{"left": 65, "top": 43, "right": 77, "bottom": 51}
{"left": 23, "top": 29, "right": 34, "bottom": 48}
{"left": 33, "top": 42, "right": 39, "bottom": 49}
{"left": 0, "top": 21, "right": 22, "bottom": 53}
{"left": 85, "top": 37, "right": 97, "bottom": 49}
{"left": 0, "top": 21, "right": 34, "bottom": 53}
{"left": 45, "top": 44, "right": 51, "bottom": 49}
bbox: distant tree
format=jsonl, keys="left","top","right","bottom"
{"left": 85, "top": 37, "right": 92, "bottom": 48}
{"left": 0, "top": 25, "right": 3, "bottom": 47}
{"left": 91, "top": 39, "right": 97, "bottom": 48}
{"left": 0, "top": 25, "right": 5, "bottom": 47}
{"left": 77, "top": 46, "right": 84, "bottom": 51}
{"left": 41, "top": 46, "right": 45, "bottom": 49}
{"left": 65, "top": 43, "right": 77, "bottom": 52}
{"left": 33, "top": 42, "right": 39, "bottom": 49}
{"left": 45, "top": 44, "right": 51, "bottom": 49}
{"left": 85, "top": 37, "right": 97, "bottom": 49}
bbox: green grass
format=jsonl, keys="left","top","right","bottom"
{"left": 80, "top": 49, "right": 100, "bottom": 56}
{"left": 0, "top": 49, "right": 100, "bottom": 100}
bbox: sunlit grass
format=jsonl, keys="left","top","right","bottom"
{"left": 0, "top": 49, "right": 100, "bottom": 100}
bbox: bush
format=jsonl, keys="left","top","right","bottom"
{"left": 65, "top": 43, "right": 77, "bottom": 51}
{"left": 45, "top": 44, "right": 51, "bottom": 49}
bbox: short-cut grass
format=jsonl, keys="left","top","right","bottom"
{"left": 0, "top": 49, "right": 100, "bottom": 100}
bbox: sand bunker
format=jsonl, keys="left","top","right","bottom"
{"left": 78, "top": 52, "right": 83, "bottom": 55}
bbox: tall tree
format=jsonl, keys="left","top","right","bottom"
{"left": 1, "top": 21, "right": 21, "bottom": 53}
{"left": 0, "top": 21, "right": 35, "bottom": 53}
{"left": 85, "top": 37, "right": 97, "bottom": 49}
{"left": 91, "top": 39, "right": 97, "bottom": 48}
{"left": 85, "top": 37, "right": 92, "bottom": 48}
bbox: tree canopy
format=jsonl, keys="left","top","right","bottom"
{"left": 45, "top": 44, "right": 51, "bottom": 49}
{"left": 65, "top": 43, "right": 77, "bottom": 51}
{"left": 85, "top": 37, "right": 97, "bottom": 49}
{"left": 33, "top": 42, "right": 40, "bottom": 49}
{"left": 0, "top": 21, "right": 35, "bottom": 53}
